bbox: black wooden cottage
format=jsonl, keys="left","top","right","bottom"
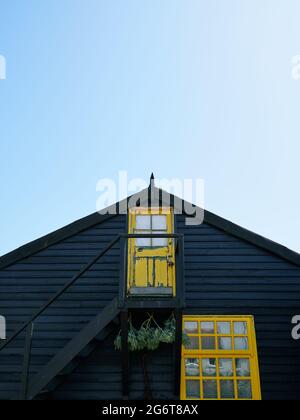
{"left": 0, "top": 183, "right": 300, "bottom": 400}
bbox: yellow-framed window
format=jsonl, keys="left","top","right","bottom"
{"left": 181, "top": 316, "right": 261, "bottom": 400}
{"left": 127, "top": 207, "right": 176, "bottom": 294}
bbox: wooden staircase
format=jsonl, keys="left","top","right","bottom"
{"left": 0, "top": 232, "right": 184, "bottom": 400}
{"left": 26, "top": 297, "right": 120, "bottom": 400}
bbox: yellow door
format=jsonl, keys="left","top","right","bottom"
{"left": 127, "top": 207, "right": 176, "bottom": 296}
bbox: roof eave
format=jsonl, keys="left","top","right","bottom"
{"left": 0, "top": 186, "right": 299, "bottom": 269}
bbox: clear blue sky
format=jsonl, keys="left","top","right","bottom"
{"left": 0, "top": 0, "right": 300, "bottom": 255}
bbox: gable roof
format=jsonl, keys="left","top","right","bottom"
{"left": 1, "top": 186, "right": 300, "bottom": 270}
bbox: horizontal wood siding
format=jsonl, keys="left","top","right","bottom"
{"left": 1, "top": 213, "right": 300, "bottom": 400}
{"left": 50, "top": 331, "right": 174, "bottom": 400}
{"left": 176, "top": 215, "right": 300, "bottom": 401}
{"left": 0, "top": 216, "right": 126, "bottom": 399}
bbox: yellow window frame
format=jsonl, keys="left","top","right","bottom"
{"left": 127, "top": 207, "right": 176, "bottom": 294}
{"left": 181, "top": 315, "right": 261, "bottom": 400}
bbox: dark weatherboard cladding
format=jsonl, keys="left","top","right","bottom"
{"left": 0, "top": 205, "right": 300, "bottom": 400}
{"left": 176, "top": 215, "right": 300, "bottom": 400}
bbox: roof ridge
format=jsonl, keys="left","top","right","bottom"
{"left": 0, "top": 186, "right": 299, "bottom": 269}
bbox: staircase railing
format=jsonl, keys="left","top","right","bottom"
{"left": 0, "top": 233, "right": 184, "bottom": 399}
{"left": 0, "top": 236, "right": 120, "bottom": 353}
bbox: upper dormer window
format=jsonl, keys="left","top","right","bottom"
{"left": 127, "top": 207, "right": 176, "bottom": 296}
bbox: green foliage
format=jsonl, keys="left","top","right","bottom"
{"left": 114, "top": 313, "right": 190, "bottom": 352}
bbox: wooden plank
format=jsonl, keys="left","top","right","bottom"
{"left": 174, "top": 309, "right": 182, "bottom": 398}
{"left": 121, "top": 311, "right": 129, "bottom": 398}
{"left": 128, "top": 287, "right": 173, "bottom": 296}
{"left": 119, "top": 237, "right": 127, "bottom": 308}
{"left": 19, "top": 323, "right": 34, "bottom": 400}
{"left": 176, "top": 236, "right": 185, "bottom": 308}
{"left": 125, "top": 299, "right": 178, "bottom": 309}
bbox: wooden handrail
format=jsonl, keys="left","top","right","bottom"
{"left": 0, "top": 233, "right": 183, "bottom": 352}
{"left": 0, "top": 236, "right": 121, "bottom": 352}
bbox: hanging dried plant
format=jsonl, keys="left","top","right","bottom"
{"left": 114, "top": 313, "right": 190, "bottom": 352}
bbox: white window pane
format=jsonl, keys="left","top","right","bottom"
{"left": 218, "top": 337, "right": 232, "bottom": 350}
{"left": 184, "top": 321, "right": 198, "bottom": 334}
{"left": 152, "top": 239, "right": 168, "bottom": 247}
{"left": 234, "top": 322, "right": 247, "bottom": 335}
{"left": 136, "top": 231, "right": 151, "bottom": 247}
{"left": 136, "top": 238, "right": 151, "bottom": 247}
{"left": 185, "top": 359, "right": 200, "bottom": 377}
{"left": 202, "top": 359, "right": 216, "bottom": 377}
{"left": 152, "top": 232, "right": 168, "bottom": 247}
{"left": 234, "top": 337, "right": 249, "bottom": 350}
{"left": 236, "top": 359, "right": 251, "bottom": 377}
{"left": 219, "top": 359, "right": 233, "bottom": 377}
{"left": 217, "top": 322, "right": 231, "bottom": 335}
{"left": 201, "top": 322, "right": 215, "bottom": 334}
{"left": 152, "top": 215, "right": 167, "bottom": 230}
{"left": 136, "top": 215, "right": 151, "bottom": 230}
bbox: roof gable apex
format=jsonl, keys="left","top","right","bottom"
{"left": 0, "top": 186, "right": 299, "bottom": 269}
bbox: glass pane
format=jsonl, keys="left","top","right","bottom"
{"left": 219, "top": 359, "right": 233, "bottom": 377}
{"left": 184, "top": 321, "right": 198, "bottom": 334}
{"left": 234, "top": 322, "right": 247, "bottom": 335}
{"left": 218, "top": 337, "right": 232, "bottom": 350}
{"left": 236, "top": 359, "right": 251, "bottom": 377}
{"left": 136, "top": 231, "right": 151, "bottom": 247}
{"left": 186, "top": 380, "right": 200, "bottom": 399}
{"left": 136, "top": 215, "right": 151, "bottom": 230}
{"left": 152, "top": 215, "right": 167, "bottom": 230}
{"left": 237, "top": 380, "right": 252, "bottom": 399}
{"left": 185, "top": 336, "right": 199, "bottom": 350}
{"left": 234, "top": 337, "right": 248, "bottom": 350}
{"left": 220, "top": 380, "right": 235, "bottom": 399}
{"left": 202, "top": 359, "right": 216, "bottom": 377}
{"left": 185, "top": 359, "right": 200, "bottom": 377}
{"left": 152, "top": 232, "right": 168, "bottom": 247}
{"left": 217, "top": 322, "right": 231, "bottom": 335}
{"left": 201, "top": 322, "right": 214, "bottom": 334}
{"left": 201, "top": 336, "right": 216, "bottom": 350}
{"left": 203, "top": 380, "right": 218, "bottom": 399}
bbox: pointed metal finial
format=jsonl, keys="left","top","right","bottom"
{"left": 149, "top": 173, "right": 155, "bottom": 188}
